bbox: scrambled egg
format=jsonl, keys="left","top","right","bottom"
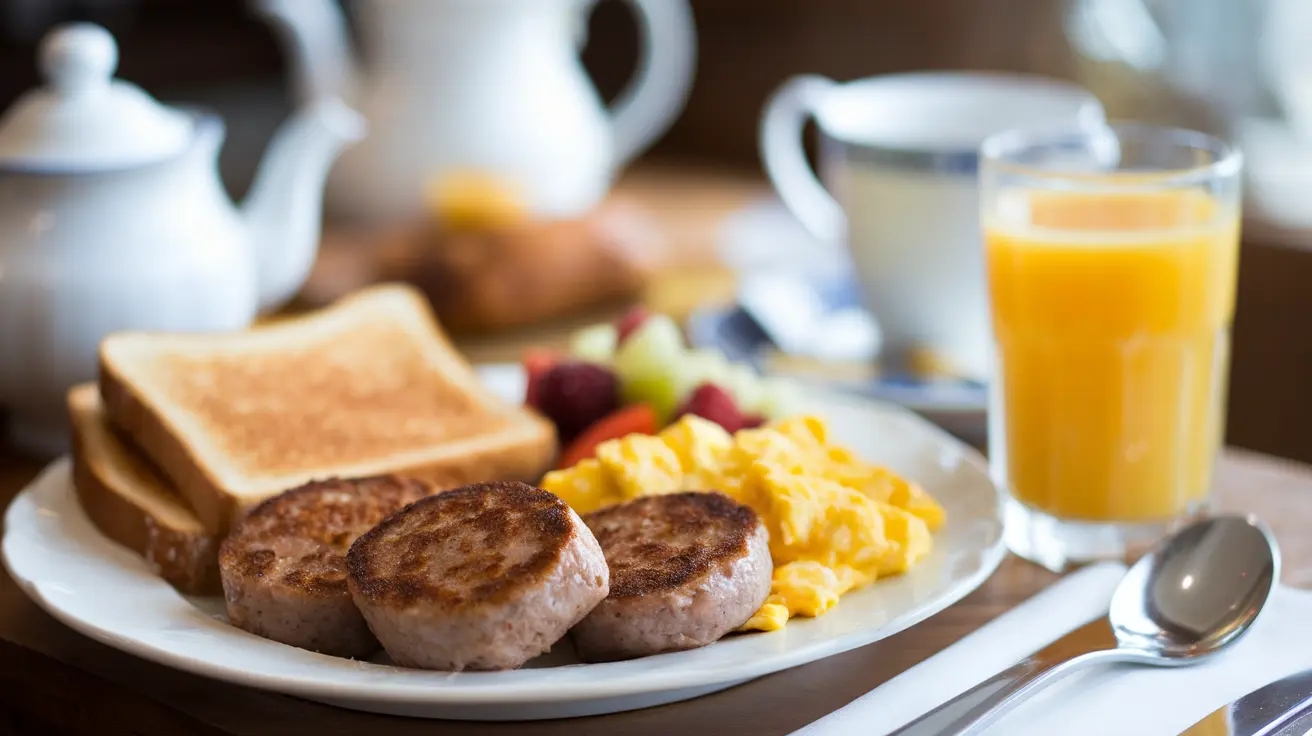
{"left": 540, "top": 415, "right": 946, "bottom": 631}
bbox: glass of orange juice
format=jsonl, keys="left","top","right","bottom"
{"left": 980, "top": 122, "right": 1242, "bottom": 571}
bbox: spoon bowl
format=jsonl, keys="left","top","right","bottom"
{"left": 1109, "top": 515, "right": 1279, "bottom": 663}
{"left": 892, "top": 514, "right": 1280, "bottom": 735}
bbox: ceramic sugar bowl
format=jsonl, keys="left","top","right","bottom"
{"left": 0, "top": 23, "right": 365, "bottom": 455}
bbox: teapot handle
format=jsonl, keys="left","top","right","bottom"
{"left": 605, "top": 0, "right": 696, "bottom": 168}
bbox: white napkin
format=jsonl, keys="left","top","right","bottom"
{"left": 794, "top": 564, "right": 1312, "bottom": 736}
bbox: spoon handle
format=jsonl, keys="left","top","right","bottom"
{"left": 887, "top": 617, "right": 1124, "bottom": 736}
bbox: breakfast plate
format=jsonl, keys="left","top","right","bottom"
{"left": 2, "top": 364, "right": 1005, "bottom": 721}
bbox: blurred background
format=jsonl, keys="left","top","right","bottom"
{"left": 3, "top": 0, "right": 1288, "bottom": 191}
{"left": 2, "top": 0, "right": 1310, "bottom": 463}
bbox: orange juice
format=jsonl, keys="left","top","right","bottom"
{"left": 986, "top": 189, "right": 1239, "bottom": 522}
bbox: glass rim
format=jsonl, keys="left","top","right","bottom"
{"left": 980, "top": 120, "right": 1243, "bottom": 189}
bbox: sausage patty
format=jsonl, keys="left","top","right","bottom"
{"left": 217, "top": 475, "right": 430, "bottom": 657}
{"left": 347, "top": 481, "right": 609, "bottom": 671}
{"left": 571, "top": 492, "right": 772, "bottom": 662}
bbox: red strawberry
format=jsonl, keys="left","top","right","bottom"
{"left": 741, "top": 413, "right": 767, "bottom": 430}
{"left": 523, "top": 348, "right": 561, "bottom": 410}
{"left": 674, "top": 382, "right": 753, "bottom": 433}
{"left": 535, "top": 361, "right": 620, "bottom": 440}
{"left": 615, "top": 306, "right": 651, "bottom": 345}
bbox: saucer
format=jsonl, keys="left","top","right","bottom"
{"left": 686, "top": 304, "right": 988, "bottom": 448}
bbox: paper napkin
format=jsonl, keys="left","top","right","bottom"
{"left": 794, "top": 564, "right": 1312, "bottom": 736}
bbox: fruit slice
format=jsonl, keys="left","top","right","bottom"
{"left": 557, "top": 403, "right": 660, "bottom": 470}
{"left": 722, "top": 362, "right": 764, "bottom": 414}
{"left": 673, "top": 383, "right": 752, "bottom": 434}
{"left": 611, "top": 314, "right": 688, "bottom": 420}
{"left": 757, "top": 376, "right": 804, "bottom": 418}
{"left": 673, "top": 348, "right": 733, "bottom": 405}
{"left": 615, "top": 306, "right": 651, "bottom": 344}
{"left": 569, "top": 323, "right": 619, "bottom": 364}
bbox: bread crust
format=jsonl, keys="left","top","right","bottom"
{"left": 68, "top": 385, "right": 221, "bottom": 595}
{"left": 99, "top": 364, "right": 237, "bottom": 536}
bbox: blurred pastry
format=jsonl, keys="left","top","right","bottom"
{"left": 378, "top": 198, "right": 662, "bottom": 333}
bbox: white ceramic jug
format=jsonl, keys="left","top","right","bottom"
{"left": 0, "top": 24, "right": 364, "bottom": 455}
{"left": 256, "top": 0, "right": 697, "bottom": 223}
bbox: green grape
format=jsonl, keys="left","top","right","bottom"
{"left": 675, "top": 348, "right": 732, "bottom": 403}
{"left": 619, "top": 375, "right": 686, "bottom": 421}
{"left": 612, "top": 315, "right": 688, "bottom": 419}
{"left": 723, "top": 362, "right": 764, "bottom": 413}
{"left": 757, "top": 376, "right": 804, "bottom": 418}
{"left": 569, "top": 323, "right": 618, "bottom": 364}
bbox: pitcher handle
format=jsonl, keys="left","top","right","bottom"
{"left": 760, "top": 75, "right": 845, "bottom": 242}
{"left": 606, "top": 0, "right": 697, "bottom": 168}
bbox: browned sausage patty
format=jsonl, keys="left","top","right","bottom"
{"left": 218, "top": 475, "right": 430, "bottom": 657}
{"left": 347, "top": 481, "right": 609, "bottom": 671}
{"left": 571, "top": 492, "right": 772, "bottom": 663}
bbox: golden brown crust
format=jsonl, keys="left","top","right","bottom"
{"left": 99, "top": 359, "right": 237, "bottom": 537}
{"left": 71, "top": 429, "right": 222, "bottom": 595}
{"left": 348, "top": 481, "right": 574, "bottom": 607}
{"left": 219, "top": 476, "right": 432, "bottom": 598}
{"left": 68, "top": 385, "right": 222, "bottom": 595}
{"left": 583, "top": 492, "right": 760, "bottom": 599}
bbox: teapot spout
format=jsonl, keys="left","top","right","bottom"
{"left": 242, "top": 97, "right": 365, "bottom": 313}
{"left": 252, "top": 0, "right": 359, "bottom": 104}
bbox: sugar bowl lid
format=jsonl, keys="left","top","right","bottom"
{"left": 0, "top": 23, "right": 194, "bottom": 172}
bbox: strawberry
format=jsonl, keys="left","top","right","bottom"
{"left": 674, "top": 382, "right": 754, "bottom": 433}
{"left": 615, "top": 306, "right": 651, "bottom": 345}
{"left": 557, "top": 403, "right": 659, "bottom": 469}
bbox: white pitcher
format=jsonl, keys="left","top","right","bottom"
{"left": 256, "top": 0, "right": 696, "bottom": 223}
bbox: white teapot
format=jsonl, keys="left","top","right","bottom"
{"left": 255, "top": 0, "right": 696, "bottom": 223}
{"left": 0, "top": 23, "right": 365, "bottom": 455}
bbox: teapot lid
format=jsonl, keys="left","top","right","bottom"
{"left": 0, "top": 23, "right": 194, "bottom": 172}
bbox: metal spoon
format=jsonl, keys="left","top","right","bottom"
{"left": 891, "top": 514, "right": 1280, "bottom": 736}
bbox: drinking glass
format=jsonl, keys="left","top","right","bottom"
{"left": 979, "top": 122, "right": 1242, "bottom": 571}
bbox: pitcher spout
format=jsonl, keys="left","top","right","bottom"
{"left": 252, "top": 0, "right": 359, "bottom": 105}
{"left": 241, "top": 97, "right": 366, "bottom": 313}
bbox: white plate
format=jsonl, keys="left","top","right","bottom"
{"left": 1, "top": 364, "right": 1005, "bottom": 721}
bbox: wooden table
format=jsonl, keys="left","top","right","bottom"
{"left": 2, "top": 446, "right": 1310, "bottom": 735}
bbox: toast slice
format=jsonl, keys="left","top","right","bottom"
{"left": 98, "top": 283, "right": 557, "bottom": 536}
{"left": 68, "top": 384, "right": 221, "bottom": 594}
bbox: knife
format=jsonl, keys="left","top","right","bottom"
{"left": 1178, "top": 668, "right": 1312, "bottom": 736}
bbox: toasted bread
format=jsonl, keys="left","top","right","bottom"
{"left": 98, "top": 284, "right": 556, "bottom": 536}
{"left": 68, "top": 384, "right": 221, "bottom": 594}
